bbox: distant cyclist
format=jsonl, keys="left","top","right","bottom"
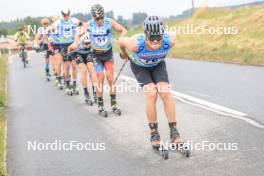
{"left": 34, "top": 18, "right": 52, "bottom": 78}
{"left": 15, "top": 27, "right": 30, "bottom": 64}
{"left": 119, "top": 16, "right": 189, "bottom": 153}
{"left": 85, "top": 4, "right": 127, "bottom": 116}
{"left": 50, "top": 9, "right": 81, "bottom": 92}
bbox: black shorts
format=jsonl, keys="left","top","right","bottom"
{"left": 130, "top": 61, "right": 169, "bottom": 87}
{"left": 93, "top": 48, "right": 113, "bottom": 62}
{"left": 45, "top": 50, "right": 53, "bottom": 59}
{"left": 74, "top": 52, "right": 94, "bottom": 65}
{"left": 53, "top": 43, "right": 72, "bottom": 62}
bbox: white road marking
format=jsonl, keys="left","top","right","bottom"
{"left": 119, "top": 75, "right": 264, "bottom": 129}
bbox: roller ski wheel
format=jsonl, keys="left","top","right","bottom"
{"left": 112, "top": 105, "right": 121, "bottom": 116}
{"left": 99, "top": 108, "right": 108, "bottom": 118}
{"left": 153, "top": 145, "right": 169, "bottom": 160}
{"left": 85, "top": 95, "right": 93, "bottom": 106}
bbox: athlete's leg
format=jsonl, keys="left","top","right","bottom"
{"left": 63, "top": 60, "right": 71, "bottom": 87}
{"left": 104, "top": 60, "right": 115, "bottom": 95}
{"left": 78, "top": 63, "right": 88, "bottom": 88}
{"left": 71, "top": 59, "right": 77, "bottom": 84}
{"left": 144, "top": 83, "right": 158, "bottom": 123}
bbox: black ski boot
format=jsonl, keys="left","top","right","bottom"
{"left": 111, "top": 95, "right": 121, "bottom": 116}
{"left": 98, "top": 97, "right": 108, "bottom": 118}
{"left": 169, "top": 122, "right": 190, "bottom": 158}
{"left": 149, "top": 122, "right": 169, "bottom": 160}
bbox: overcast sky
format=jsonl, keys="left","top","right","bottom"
{"left": 0, "top": 0, "right": 263, "bottom": 22}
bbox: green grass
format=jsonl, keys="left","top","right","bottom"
{"left": 118, "top": 4, "right": 264, "bottom": 65}
{"left": 0, "top": 54, "right": 7, "bottom": 176}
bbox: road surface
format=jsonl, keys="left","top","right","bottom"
{"left": 7, "top": 52, "right": 264, "bottom": 176}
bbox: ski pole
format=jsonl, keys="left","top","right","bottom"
{"left": 114, "top": 59, "right": 129, "bottom": 85}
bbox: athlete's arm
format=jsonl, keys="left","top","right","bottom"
{"left": 169, "top": 31, "right": 177, "bottom": 48}
{"left": 118, "top": 37, "right": 138, "bottom": 59}
{"left": 67, "top": 42, "right": 78, "bottom": 53}
{"left": 110, "top": 19, "right": 127, "bottom": 37}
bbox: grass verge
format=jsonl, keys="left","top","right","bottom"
{"left": 0, "top": 54, "right": 7, "bottom": 176}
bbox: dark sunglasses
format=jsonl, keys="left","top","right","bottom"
{"left": 94, "top": 16, "right": 104, "bottom": 21}
{"left": 84, "top": 42, "right": 91, "bottom": 45}
{"left": 147, "top": 35, "right": 162, "bottom": 42}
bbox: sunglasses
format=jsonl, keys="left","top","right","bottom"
{"left": 94, "top": 16, "right": 104, "bottom": 21}
{"left": 147, "top": 35, "right": 162, "bottom": 42}
{"left": 84, "top": 42, "right": 91, "bottom": 45}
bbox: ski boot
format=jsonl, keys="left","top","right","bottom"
{"left": 110, "top": 95, "right": 121, "bottom": 116}
{"left": 149, "top": 122, "right": 169, "bottom": 160}
{"left": 46, "top": 72, "right": 51, "bottom": 82}
{"left": 65, "top": 81, "right": 73, "bottom": 96}
{"left": 72, "top": 82, "right": 79, "bottom": 95}
{"left": 57, "top": 77, "right": 63, "bottom": 90}
{"left": 98, "top": 106, "right": 108, "bottom": 118}
{"left": 112, "top": 104, "right": 122, "bottom": 116}
{"left": 84, "top": 93, "right": 93, "bottom": 106}
{"left": 169, "top": 122, "right": 190, "bottom": 158}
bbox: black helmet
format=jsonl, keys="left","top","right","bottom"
{"left": 91, "top": 4, "right": 104, "bottom": 18}
{"left": 144, "top": 16, "right": 164, "bottom": 36}
{"left": 61, "top": 9, "right": 71, "bottom": 16}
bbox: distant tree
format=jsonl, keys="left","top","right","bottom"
{"left": 105, "top": 11, "right": 114, "bottom": 19}
{"left": 0, "top": 28, "right": 8, "bottom": 36}
{"left": 132, "top": 12, "right": 147, "bottom": 25}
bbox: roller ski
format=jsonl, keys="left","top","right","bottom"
{"left": 84, "top": 93, "right": 93, "bottom": 106}
{"left": 149, "top": 122, "right": 169, "bottom": 160}
{"left": 98, "top": 106, "right": 108, "bottom": 118}
{"left": 169, "top": 122, "right": 190, "bottom": 158}
{"left": 112, "top": 105, "right": 122, "bottom": 116}
{"left": 71, "top": 81, "right": 79, "bottom": 95}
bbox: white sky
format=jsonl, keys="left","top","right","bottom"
{"left": 0, "top": 0, "right": 263, "bottom": 21}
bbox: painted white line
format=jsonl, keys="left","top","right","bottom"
{"left": 119, "top": 75, "right": 264, "bottom": 129}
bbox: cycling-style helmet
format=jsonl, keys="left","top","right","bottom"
{"left": 91, "top": 4, "right": 104, "bottom": 18}
{"left": 61, "top": 9, "right": 71, "bottom": 16}
{"left": 144, "top": 16, "right": 164, "bottom": 39}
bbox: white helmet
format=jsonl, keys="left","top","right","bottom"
{"left": 81, "top": 34, "right": 90, "bottom": 43}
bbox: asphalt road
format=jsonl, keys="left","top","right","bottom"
{"left": 7, "top": 52, "right": 264, "bottom": 176}
{"left": 114, "top": 55, "right": 264, "bottom": 124}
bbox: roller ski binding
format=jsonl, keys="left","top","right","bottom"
{"left": 112, "top": 105, "right": 122, "bottom": 116}
{"left": 169, "top": 122, "right": 190, "bottom": 158}
{"left": 84, "top": 93, "right": 93, "bottom": 106}
{"left": 149, "top": 123, "right": 169, "bottom": 160}
{"left": 98, "top": 106, "right": 108, "bottom": 118}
